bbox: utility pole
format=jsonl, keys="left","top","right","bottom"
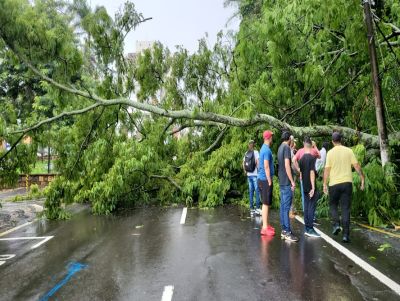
{"left": 47, "top": 124, "right": 51, "bottom": 173}
{"left": 363, "top": 0, "right": 390, "bottom": 166}
{"left": 47, "top": 145, "right": 51, "bottom": 173}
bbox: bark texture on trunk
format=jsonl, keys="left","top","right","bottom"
{"left": 363, "top": 0, "right": 390, "bottom": 165}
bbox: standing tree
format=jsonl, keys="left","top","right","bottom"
{"left": 363, "top": 0, "right": 390, "bottom": 166}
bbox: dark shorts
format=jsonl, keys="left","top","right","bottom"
{"left": 258, "top": 179, "right": 273, "bottom": 206}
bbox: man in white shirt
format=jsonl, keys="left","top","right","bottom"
{"left": 243, "top": 140, "right": 261, "bottom": 216}
{"left": 315, "top": 142, "right": 329, "bottom": 174}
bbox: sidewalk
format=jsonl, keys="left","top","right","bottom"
{"left": 0, "top": 188, "right": 43, "bottom": 233}
{"left": 0, "top": 187, "right": 27, "bottom": 201}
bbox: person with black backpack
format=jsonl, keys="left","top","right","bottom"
{"left": 242, "top": 140, "right": 261, "bottom": 217}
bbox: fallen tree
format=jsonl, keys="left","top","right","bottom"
{"left": 2, "top": 58, "right": 398, "bottom": 153}
{"left": 1, "top": 0, "right": 399, "bottom": 226}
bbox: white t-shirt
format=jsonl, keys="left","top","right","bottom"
{"left": 243, "top": 150, "right": 259, "bottom": 176}
{"left": 315, "top": 147, "right": 327, "bottom": 171}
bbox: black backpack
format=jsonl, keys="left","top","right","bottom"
{"left": 244, "top": 150, "right": 256, "bottom": 172}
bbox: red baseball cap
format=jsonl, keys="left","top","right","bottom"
{"left": 263, "top": 130, "right": 273, "bottom": 140}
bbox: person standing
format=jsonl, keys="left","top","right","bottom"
{"left": 258, "top": 130, "right": 275, "bottom": 236}
{"left": 323, "top": 132, "right": 365, "bottom": 243}
{"left": 277, "top": 132, "right": 299, "bottom": 242}
{"left": 243, "top": 140, "right": 261, "bottom": 217}
{"left": 289, "top": 135, "right": 297, "bottom": 218}
{"left": 293, "top": 141, "right": 321, "bottom": 212}
{"left": 312, "top": 141, "right": 329, "bottom": 224}
{"left": 315, "top": 142, "right": 329, "bottom": 175}
{"left": 299, "top": 137, "right": 320, "bottom": 238}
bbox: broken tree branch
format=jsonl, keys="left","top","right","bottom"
{"left": 203, "top": 126, "right": 229, "bottom": 154}
{"left": 280, "top": 88, "right": 324, "bottom": 122}
{"left": 5, "top": 51, "right": 400, "bottom": 150}
{"left": 162, "top": 118, "right": 176, "bottom": 136}
{"left": 69, "top": 107, "right": 106, "bottom": 175}
{"left": 150, "top": 175, "right": 181, "bottom": 191}
{"left": 0, "top": 133, "right": 25, "bottom": 162}
{"left": 168, "top": 121, "right": 219, "bottom": 135}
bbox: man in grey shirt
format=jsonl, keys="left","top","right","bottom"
{"left": 277, "top": 132, "right": 299, "bottom": 242}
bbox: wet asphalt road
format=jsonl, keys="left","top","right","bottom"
{"left": 0, "top": 207, "right": 398, "bottom": 301}
{"left": 0, "top": 188, "right": 27, "bottom": 202}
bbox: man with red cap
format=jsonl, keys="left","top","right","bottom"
{"left": 257, "top": 130, "right": 275, "bottom": 236}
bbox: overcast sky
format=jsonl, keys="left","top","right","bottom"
{"left": 89, "top": 0, "right": 240, "bottom": 54}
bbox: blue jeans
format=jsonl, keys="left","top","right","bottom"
{"left": 301, "top": 179, "right": 318, "bottom": 219}
{"left": 304, "top": 191, "right": 319, "bottom": 230}
{"left": 280, "top": 185, "right": 293, "bottom": 232}
{"left": 300, "top": 179, "right": 305, "bottom": 212}
{"left": 247, "top": 176, "right": 260, "bottom": 209}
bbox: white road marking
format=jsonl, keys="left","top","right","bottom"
{"left": 180, "top": 207, "right": 187, "bottom": 225}
{"left": 295, "top": 215, "right": 400, "bottom": 296}
{"left": 0, "top": 254, "right": 16, "bottom": 266}
{"left": 31, "top": 236, "right": 54, "bottom": 249}
{"left": 0, "top": 236, "right": 54, "bottom": 249}
{"left": 0, "top": 220, "right": 36, "bottom": 237}
{"left": 161, "top": 285, "right": 174, "bottom": 301}
{"left": 0, "top": 254, "right": 16, "bottom": 260}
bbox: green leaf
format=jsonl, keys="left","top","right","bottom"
{"left": 377, "top": 243, "right": 392, "bottom": 252}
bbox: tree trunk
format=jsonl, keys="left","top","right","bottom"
{"left": 363, "top": 0, "right": 390, "bottom": 166}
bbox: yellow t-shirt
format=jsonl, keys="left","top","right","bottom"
{"left": 325, "top": 145, "right": 358, "bottom": 186}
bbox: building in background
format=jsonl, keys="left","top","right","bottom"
{"left": 0, "top": 137, "right": 31, "bottom": 152}
{"left": 127, "top": 40, "right": 156, "bottom": 61}
{"left": 125, "top": 40, "right": 188, "bottom": 141}
{"left": 136, "top": 41, "right": 155, "bottom": 53}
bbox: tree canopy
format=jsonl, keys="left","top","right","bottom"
{"left": 0, "top": 0, "right": 399, "bottom": 225}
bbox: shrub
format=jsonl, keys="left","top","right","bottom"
{"left": 316, "top": 145, "right": 399, "bottom": 227}
{"left": 29, "top": 183, "right": 44, "bottom": 199}
{"left": 352, "top": 160, "right": 399, "bottom": 227}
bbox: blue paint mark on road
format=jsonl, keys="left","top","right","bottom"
{"left": 39, "top": 262, "right": 88, "bottom": 301}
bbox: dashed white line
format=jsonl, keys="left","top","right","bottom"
{"left": 295, "top": 215, "right": 400, "bottom": 296}
{"left": 161, "top": 285, "right": 174, "bottom": 301}
{"left": 0, "top": 236, "right": 54, "bottom": 249}
{"left": 180, "top": 207, "right": 187, "bottom": 225}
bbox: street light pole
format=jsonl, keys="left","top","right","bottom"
{"left": 362, "top": 0, "right": 390, "bottom": 166}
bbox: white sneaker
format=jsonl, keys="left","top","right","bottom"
{"left": 255, "top": 208, "right": 262, "bottom": 216}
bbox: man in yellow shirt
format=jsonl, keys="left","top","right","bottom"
{"left": 323, "top": 132, "right": 365, "bottom": 243}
